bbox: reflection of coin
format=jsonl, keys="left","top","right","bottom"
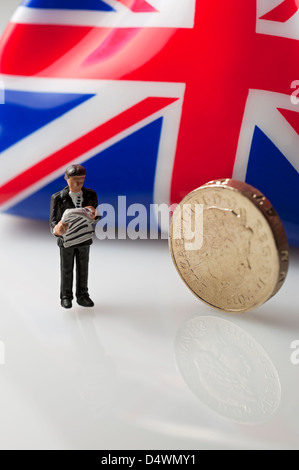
{"left": 175, "top": 316, "right": 281, "bottom": 424}
{"left": 169, "top": 179, "right": 289, "bottom": 313}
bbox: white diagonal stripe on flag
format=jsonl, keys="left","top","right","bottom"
{"left": 233, "top": 89, "right": 299, "bottom": 181}
{"left": 0, "top": 75, "right": 185, "bottom": 211}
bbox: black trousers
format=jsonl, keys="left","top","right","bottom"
{"left": 60, "top": 245, "right": 90, "bottom": 299}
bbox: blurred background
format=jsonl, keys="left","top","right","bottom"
{"left": 0, "top": 0, "right": 298, "bottom": 450}
{"left": 0, "top": 0, "right": 20, "bottom": 33}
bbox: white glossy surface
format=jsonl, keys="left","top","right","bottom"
{"left": 0, "top": 213, "right": 298, "bottom": 450}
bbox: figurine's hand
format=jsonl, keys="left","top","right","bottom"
{"left": 54, "top": 221, "right": 69, "bottom": 236}
{"left": 86, "top": 206, "right": 96, "bottom": 220}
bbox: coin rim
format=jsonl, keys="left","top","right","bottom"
{"left": 169, "top": 179, "right": 289, "bottom": 313}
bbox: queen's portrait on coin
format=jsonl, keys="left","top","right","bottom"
{"left": 197, "top": 207, "right": 253, "bottom": 301}
{"left": 169, "top": 179, "right": 289, "bottom": 313}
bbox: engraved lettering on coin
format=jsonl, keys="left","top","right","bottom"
{"left": 169, "top": 180, "right": 289, "bottom": 313}
{"left": 175, "top": 316, "right": 281, "bottom": 424}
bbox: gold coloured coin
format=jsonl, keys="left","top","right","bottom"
{"left": 169, "top": 179, "right": 289, "bottom": 313}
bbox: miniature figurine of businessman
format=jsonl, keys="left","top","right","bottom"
{"left": 50, "top": 165, "right": 99, "bottom": 309}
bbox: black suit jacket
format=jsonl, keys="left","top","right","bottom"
{"left": 50, "top": 186, "right": 99, "bottom": 247}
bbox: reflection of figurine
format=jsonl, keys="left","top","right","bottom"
{"left": 50, "top": 165, "right": 100, "bottom": 309}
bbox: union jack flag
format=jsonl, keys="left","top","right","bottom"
{"left": 0, "top": 0, "right": 298, "bottom": 244}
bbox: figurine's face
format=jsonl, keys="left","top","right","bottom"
{"left": 67, "top": 176, "right": 85, "bottom": 192}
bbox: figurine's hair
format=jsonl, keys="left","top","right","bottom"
{"left": 64, "top": 164, "right": 86, "bottom": 180}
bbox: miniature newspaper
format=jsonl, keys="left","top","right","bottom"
{"left": 61, "top": 207, "right": 96, "bottom": 248}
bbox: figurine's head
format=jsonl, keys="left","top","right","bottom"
{"left": 65, "top": 164, "right": 86, "bottom": 192}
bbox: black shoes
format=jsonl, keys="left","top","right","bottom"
{"left": 61, "top": 297, "right": 72, "bottom": 309}
{"left": 77, "top": 295, "right": 94, "bottom": 307}
{"left": 61, "top": 295, "right": 94, "bottom": 308}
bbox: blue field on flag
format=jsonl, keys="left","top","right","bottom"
{"left": 21, "top": 0, "right": 115, "bottom": 11}
{"left": 246, "top": 126, "right": 299, "bottom": 245}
